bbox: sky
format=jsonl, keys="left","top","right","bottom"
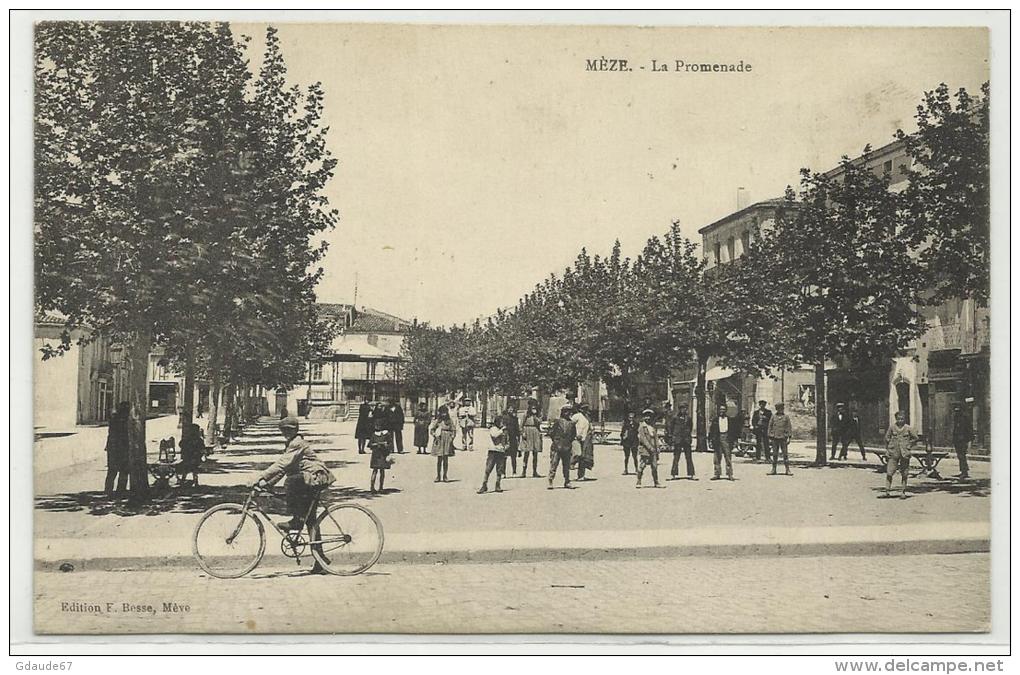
{"left": 233, "top": 23, "right": 989, "bottom": 327}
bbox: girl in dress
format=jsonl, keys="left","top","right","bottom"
{"left": 519, "top": 402, "right": 543, "bottom": 478}
{"left": 430, "top": 405, "right": 457, "bottom": 482}
{"left": 369, "top": 403, "right": 392, "bottom": 493}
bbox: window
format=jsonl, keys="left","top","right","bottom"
{"left": 367, "top": 334, "right": 379, "bottom": 347}
{"left": 882, "top": 159, "right": 893, "bottom": 174}
{"left": 309, "top": 362, "right": 324, "bottom": 381}
{"left": 726, "top": 237, "right": 735, "bottom": 261}
{"left": 714, "top": 241, "right": 721, "bottom": 264}
{"left": 741, "top": 230, "right": 751, "bottom": 255}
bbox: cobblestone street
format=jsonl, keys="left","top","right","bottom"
{"left": 34, "top": 552, "right": 989, "bottom": 634}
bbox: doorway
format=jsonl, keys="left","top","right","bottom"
{"left": 894, "top": 380, "right": 911, "bottom": 424}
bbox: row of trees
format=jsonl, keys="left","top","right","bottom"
{"left": 35, "top": 22, "right": 339, "bottom": 498}
{"left": 402, "top": 82, "right": 989, "bottom": 464}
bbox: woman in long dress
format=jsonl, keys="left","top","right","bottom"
{"left": 519, "top": 401, "right": 543, "bottom": 478}
{"left": 412, "top": 402, "right": 431, "bottom": 454}
{"left": 430, "top": 405, "right": 456, "bottom": 482}
{"left": 354, "top": 400, "right": 373, "bottom": 454}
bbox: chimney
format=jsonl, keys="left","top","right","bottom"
{"left": 736, "top": 187, "right": 749, "bottom": 210}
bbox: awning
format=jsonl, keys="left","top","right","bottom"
{"left": 677, "top": 366, "right": 736, "bottom": 384}
{"left": 705, "top": 366, "right": 735, "bottom": 381}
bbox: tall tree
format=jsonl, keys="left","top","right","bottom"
{"left": 36, "top": 22, "right": 255, "bottom": 497}
{"left": 630, "top": 223, "right": 731, "bottom": 451}
{"left": 763, "top": 157, "right": 928, "bottom": 464}
{"left": 897, "top": 82, "right": 990, "bottom": 305}
{"left": 36, "top": 22, "right": 339, "bottom": 490}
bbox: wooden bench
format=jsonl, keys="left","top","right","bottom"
{"left": 870, "top": 448, "right": 950, "bottom": 479}
{"left": 149, "top": 437, "right": 178, "bottom": 488}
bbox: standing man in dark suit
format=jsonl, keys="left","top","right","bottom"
{"left": 848, "top": 404, "right": 868, "bottom": 461}
{"left": 830, "top": 402, "right": 853, "bottom": 460}
{"left": 751, "top": 400, "right": 772, "bottom": 463}
{"left": 547, "top": 405, "right": 576, "bottom": 490}
{"left": 669, "top": 403, "right": 695, "bottom": 480}
{"left": 388, "top": 399, "right": 405, "bottom": 454}
{"left": 104, "top": 401, "right": 131, "bottom": 495}
{"left": 951, "top": 402, "right": 973, "bottom": 479}
{"left": 709, "top": 405, "right": 735, "bottom": 481}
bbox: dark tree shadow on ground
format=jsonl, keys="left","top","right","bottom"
{"left": 35, "top": 481, "right": 383, "bottom": 517}
{"left": 221, "top": 434, "right": 337, "bottom": 447}
{"left": 868, "top": 478, "right": 990, "bottom": 498}
{"left": 775, "top": 459, "right": 887, "bottom": 471}
{"left": 195, "top": 458, "right": 354, "bottom": 474}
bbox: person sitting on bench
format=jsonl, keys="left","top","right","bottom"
{"left": 177, "top": 423, "right": 205, "bottom": 485}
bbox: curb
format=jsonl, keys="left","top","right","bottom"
{"left": 36, "top": 535, "right": 990, "bottom": 573}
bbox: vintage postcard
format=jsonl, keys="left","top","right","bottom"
{"left": 27, "top": 17, "right": 999, "bottom": 637}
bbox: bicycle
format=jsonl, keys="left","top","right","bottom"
{"left": 192, "top": 484, "right": 384, "bottom": 579}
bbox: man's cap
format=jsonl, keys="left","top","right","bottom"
{"left": 278, "top": 416, "right": 300, "bottom": 429}
{"left": 775, "top": 402, "right": 785, "bottom": 408}
{"left": 836, "top": 402, "right": 846, "bottom": 407}
{"left": 641, "top": 408, "right": 655, "bottom": 416}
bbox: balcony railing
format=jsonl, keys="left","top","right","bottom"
{"left": 924, "top": 320, "right": 989, "bottom": 354}
{"left": 924, "top": 322, "right": 962, "bottom": 351}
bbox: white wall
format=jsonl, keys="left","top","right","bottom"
{"left": 34, "top": 338, "right": 80, "bottom": 431}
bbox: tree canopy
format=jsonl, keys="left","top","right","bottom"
{"left": 35, "top": 22, "right": 339, "bottom": 496}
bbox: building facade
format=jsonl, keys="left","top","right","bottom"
{"left": 35, "top": 315, "right": 126, "bottom": 430}
{"left": 270, "top": 304, "right": 411, "bottom": 419}
{"left": 823, "top": 139, "right": 989, "bottom": 450}
{"left": 34, "top": 315, "right": 199, "bottom": 432}
{"left": 692, "top": 199, "right": 823, "bottom": 437}
{"left": 694, "top": 138, "right": 989, "bottom": 449}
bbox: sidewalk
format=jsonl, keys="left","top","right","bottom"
{"left": 34, "top": 417, "right": 992, "bottom": 571}
{"left": 34, "top": 414, "right": 182, "bottom": 473}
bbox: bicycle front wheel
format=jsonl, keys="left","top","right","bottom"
{"left": 193, "top": 503, "right": 266, "bottom": 579}
{"left": 312, "top": 503, "right": 384, "bottom": 576}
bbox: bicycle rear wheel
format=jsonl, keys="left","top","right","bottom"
{"left": 312, "top": 503, "right": 384, "bottom": 576}
{"left": 193, "top": 503, "right": 266, "bottom": 579}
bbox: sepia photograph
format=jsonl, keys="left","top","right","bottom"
{"left": 15, "top": 10, "right": 1005, "bottom": 646}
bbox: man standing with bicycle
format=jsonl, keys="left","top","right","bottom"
{"left": 249, "top": 416, "right": 336, "bottom": 572}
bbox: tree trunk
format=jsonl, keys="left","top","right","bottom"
{"left": 124, "top": 332, "right": 151, "bottom": 500}
{"left": 694, "top": 350, "right": 709, "bottom": 453}
{"left": 238, "top": 384, "right": 249, "bottom": 428}
{"left": 814, "top": 359, "right": 828, "bottom": 466}
{"left": 223, "top": 381, "right": 237, "bottom": 440}
{"left": 205, "top": 371, "right": 222, "bottom": 447}
{"left": 180, "top": 348, "right": 195, "bottom": 429}
{"left": 620, "top": 366, "right": 632, "bottom": 407}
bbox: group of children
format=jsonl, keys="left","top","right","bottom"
{"left": 360, "top": 400, "right": 924, "bottom": 500}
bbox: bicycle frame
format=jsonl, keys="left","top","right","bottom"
{"left": 230, "top": 487, "right": 346, "bottom": 549}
